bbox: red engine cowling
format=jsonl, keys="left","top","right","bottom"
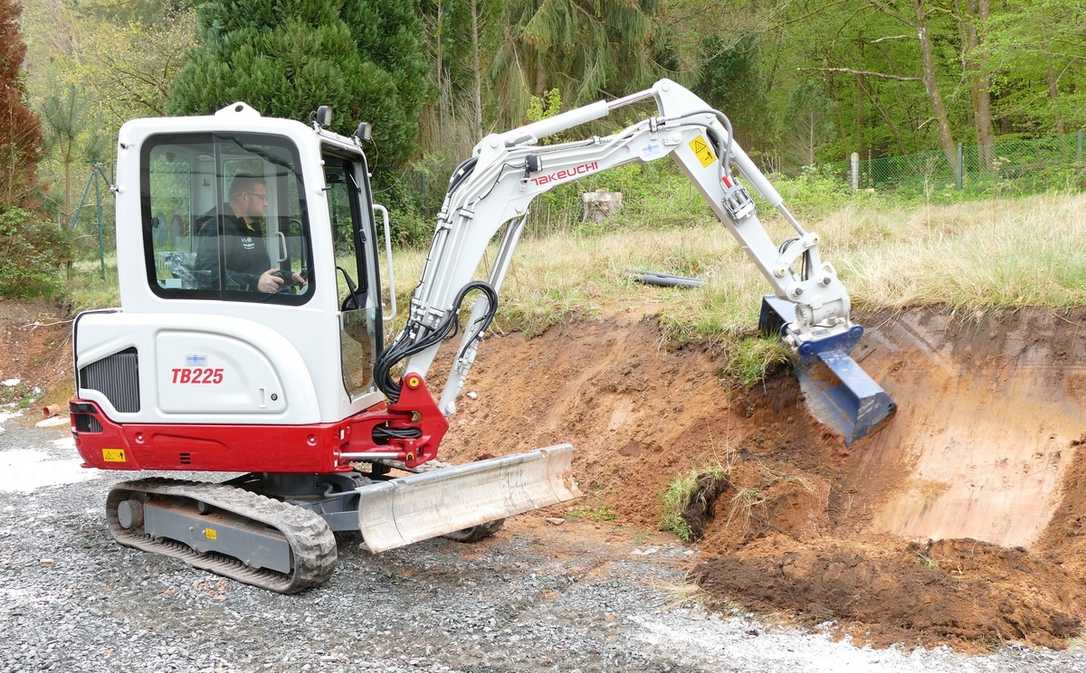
{"left": 71, "top": 376, "right": 448, "bottom": 473}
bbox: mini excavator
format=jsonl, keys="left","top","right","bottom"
{"left": 70, "top": 79, "right": 895, "bottom": 592}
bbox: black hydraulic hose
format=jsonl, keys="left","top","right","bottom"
{"left": 373, "top": 280, "right": 498, "bottom": 403}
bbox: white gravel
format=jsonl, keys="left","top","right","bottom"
{"left": 0, "top": 409, "right": 22, "bottom": 435}
{"left": 2, "top": 422, "right": 1086, "bottom": 673}
{"left": 0, "top": 448, "right": 96, "bottom": 493}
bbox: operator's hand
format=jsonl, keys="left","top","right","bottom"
{"left": 257, "top": 268, "right": 284, "bottom": 293}
{"left": 292, "top": 271, "right": 307, "bottom": 286}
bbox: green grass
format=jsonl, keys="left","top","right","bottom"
{"left": 660, "top": 463, "right": 730, "bottom": 542}
{"left": 565, "top": 503, "right": 618, "bottom": 522}
{"left": 0, "top": 380, "right": 38, "bottom": 408}
{"left": 722, "top": 337, "right": 793, "bottom": 388}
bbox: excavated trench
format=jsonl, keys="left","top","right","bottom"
{"left": 438, "top": 308, "right": 1086, "bottom": 651}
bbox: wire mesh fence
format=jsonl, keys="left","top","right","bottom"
{"left": 840, "top": 130, "right": 1086, "bottom": 195}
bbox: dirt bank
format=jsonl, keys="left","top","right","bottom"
{"left": 439, "top": 308, "right": 1086, "bottom": 650}
{"left": 0, "top": 300, "right": 73, "bottom": 412}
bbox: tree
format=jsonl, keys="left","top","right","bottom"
{"left": 960, "top": 0, "right": 995, "bottom": 168}
{"left": 169, "top": 0, "right": 431, "bottom": 178}
{"left": 490, "top": 0, "right": 665, "bottom": 124}
{"left": 0, "top": 0, "right": 43, "bottom": 208}
{"left": 40, "top": 86, "right": 91, "bottom": 227}
{"left": 74, "top": 3, "right": 198, "bottom": 123}
{"left": 982, "top": 0, "right": 1086, "bottom": 132}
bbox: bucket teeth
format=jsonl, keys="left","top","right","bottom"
{"left": 758, "top": 295, "right": 896, "bottom": 445}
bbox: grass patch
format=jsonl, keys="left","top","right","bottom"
{"left": 660, "top": 462, "right": 731, "bottom": 542}
{"left": 0, "top": 381, "right": 40, "bottom": 409}
{"left": 724, "top": 487, "right": 769, "bottom": 533}
{"left": 565, "top": 503, "right": 618, "bottom": 522}
{"left": 723, "top": 337, "right": 793, "bottom": 387}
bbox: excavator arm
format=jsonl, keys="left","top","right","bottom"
{"left": 379, "top": 79, "right": 895, "bottom": 445}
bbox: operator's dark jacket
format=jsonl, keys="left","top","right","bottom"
{"left": 193, "top": 209, "right": 270, "bottom": 292}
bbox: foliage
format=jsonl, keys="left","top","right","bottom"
{"left": 722, "top": 337, "right": 792, "bottom": 388}
{"left": 982, "top": 0, "right": 1086, "bottom": 131}
{"left": 168, "top": 0, "right": 431, "bottom": 179}
{"left": 73, "top": 1, "right": 198, "bottom": 123}
{"left": 490, "top": 0, "right": 665, "bottom": 124}
{"left": 0, "top": 0, "right": 43, "bottom": 208}
{"left": 0, "top": 206, "right": 72, "bottom": 298}
{"left": 525, "top": 88, "right": 562, "bottom": 122}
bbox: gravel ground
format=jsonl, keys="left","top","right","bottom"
{"left": 2, "top": 418, "right": 1086, "bottom": 673}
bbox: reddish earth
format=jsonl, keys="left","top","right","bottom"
{"left": 438, "top": 307, "right": 1086, "bottom": 651}
{"left": 0, "top": 299, "right": 73, "bottom": 413}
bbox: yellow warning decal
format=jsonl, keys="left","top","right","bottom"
{"left": 689, "top": 135, "right": 716, "bottom": 168}
{"left": 203, "top": 528, "right": 218, "bottom": 541}
{"left": 101, "top": 448, "right": 126, "bottom": 463}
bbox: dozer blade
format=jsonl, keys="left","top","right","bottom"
{"left": 760, "top": 296, "right": 896, "bottom": 445}
{"left": 356, "top": 444, "right": 581, "bottom": 553}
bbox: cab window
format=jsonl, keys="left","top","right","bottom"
{"left": 324, "top": 153, "right": 378, "bottom": 399}
{"left": 141, "top": 132, "right": 314, "bottom": 304}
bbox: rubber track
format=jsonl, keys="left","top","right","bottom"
{"left": 106, "top": 478, "right": 337, "bottom": 594}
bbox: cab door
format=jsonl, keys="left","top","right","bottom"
{"left": 322, "top": 150, "right": 383, "bottom": 401}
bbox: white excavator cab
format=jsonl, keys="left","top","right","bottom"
{"left": 71, "top": 102, "right": 580, "bottom": 592}
{"left": 101, "top": 103, "right": 388, "bottom": 424}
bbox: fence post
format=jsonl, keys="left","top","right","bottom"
{"left": 850, "top": 152, "right": 859, "bottom": 190}
{"left": 94, "top": 164, "right": 105, "bottom": 280}
{"left": 956, "top": 143, "right": 964, "bottom": 190}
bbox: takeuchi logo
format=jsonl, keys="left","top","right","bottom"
{"left": 528, "top": 161, "right": 599, "bottom": 187}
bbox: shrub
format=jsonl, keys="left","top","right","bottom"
{"left": 0, "top": 207, "right": 72, "bottom": 298}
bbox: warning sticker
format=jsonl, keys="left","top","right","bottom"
{"left": 689, "top": 135, "right": 716, "bottom": 168}
{"left": 203, "top": 527, "right": 218, "bottom": 541}
{"left": 102, "top": 448, "right": 126, "bottom": 463}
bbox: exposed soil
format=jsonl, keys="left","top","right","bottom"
{"left": 438, "top": 307, "right": 1086, "bottom": 651}
{"left": 0, "top": 299, "right": 73, "bottom": 413}
{"left": 692, "top": 537, "right": 1086, "bottom": 651}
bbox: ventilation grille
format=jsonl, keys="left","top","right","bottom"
{"left": 80, "top": 348, "right": 140, "bottom": 413}
{"left": 178, "top": 452, "right": 192, "bottom": 465}
{"left": 74, "top": 413, "right": 102, "bottom": 433}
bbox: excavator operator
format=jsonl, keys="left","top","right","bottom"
{"left": 193, "top": 174, "right": 305, "bottom": 294}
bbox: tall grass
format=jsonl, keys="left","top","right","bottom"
{"left": 65, "top": 189, "right": 1086, "bottom": 348}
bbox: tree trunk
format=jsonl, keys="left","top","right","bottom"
{"left": 470, "top": 0, "right": 484, "bottom": 139}
{"left": 434, "top": 0, "right": 445, "bottom": 115}
{"left": 63, "top": 146, "right": 72, "bottom": 229}
{"left": 1046, "top": 66, "right": 1065, "bottom": 133}
{"left": 913, "top": 0, "right": 959, "bottom": 180}
{"left": 534, "top": 47, "right": 546, "bottom": 96}
{"left": 808, "top": 109, "right": 816, "bottom": 166}
{"left": 855, "top": 75, "right": 866, "bottom": 159}
{"left": 855, "top": 35, "right": 866, "bottom": 159}
{"left": 962, "top": 0, "right": 995, "bottom": 169}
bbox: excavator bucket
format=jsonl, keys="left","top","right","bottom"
{"left": 760, "top": 297, "right": 896, "bottom": 445}
{"left": 356, "top": 444, "right": 581, "bottom": 552}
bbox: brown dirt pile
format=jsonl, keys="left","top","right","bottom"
{"left": 439, "top": 308, "right": 1086, "bottom": 650}
{"left": 693, "top": 537, "right": 1085, "bottom": 650}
